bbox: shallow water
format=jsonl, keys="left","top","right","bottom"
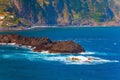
{"left": 0, "top": 27, "right": 120, "bottom": 80}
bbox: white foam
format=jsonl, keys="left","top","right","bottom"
{"left": 41, "top": 51, "right": 49, "bottom": 54}
{"left": 43, "top": 55, "right": 119, "bottom": 65}
{"left": 8, "top": 43, "right": 16, "bottom": 45}
{"left": 0, "top": 43, "right": 8, "bottom": 45}
{"left": 0, "top": 43, "right": 34, "bottom": 50}
{"left": 0, "top": 43, "right": 95, "bottom": 55}
{"left": 0, "top": 43, "right": 16, "bottom": 45}
{"left": 80, "top": 52, "right": 95, "bottom": 55}
{"left": 1, "top": 52, "right": 119, "bottom": 65}
{"left": 0, "top": 43, "right": 119, "bottom": 65}
{"left": 40, "top": 51, "right": 65, "bottom": 56}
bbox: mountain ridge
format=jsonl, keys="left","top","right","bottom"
{"left": 0, "top": 0, "right": 120, "bottom": 29}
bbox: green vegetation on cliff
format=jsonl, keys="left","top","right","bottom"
{"left": 0, "top": 0, "right": 119, "bottom": 27}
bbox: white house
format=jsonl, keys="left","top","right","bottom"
{"left": 0, "top": 14, "right": 5, "bottom": 20}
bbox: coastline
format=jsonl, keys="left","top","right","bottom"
{"left": 0, "top": 43, "right": 36, "bottom": 52}
{"left": 0, "top": 34, "right": 85, "bottom": 53}
{"left": 0, "top": 43, "right": 84, "bottom": 54}
{"left": 0, "top": 25, "right": 120, "bottom": 32}
{"left": 0, "top": 42, "right": 119, "bottom": 65}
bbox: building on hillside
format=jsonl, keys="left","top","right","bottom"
{"left": 0, "top": 14, "right": 5, "bottom": 20}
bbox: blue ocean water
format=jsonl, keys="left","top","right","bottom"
{"left": 0, "top": 27, "right": 120, "bottom": 80}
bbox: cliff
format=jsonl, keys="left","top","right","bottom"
{"left": 0, "top": 0, "right": 120, "bottom": 28}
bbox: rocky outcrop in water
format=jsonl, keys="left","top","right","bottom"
{"left": 0, "top": 34, "right": 85, "bottom": 53}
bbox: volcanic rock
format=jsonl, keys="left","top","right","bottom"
{"left": 0, "top": 34, "right": 85, "bottom": 53}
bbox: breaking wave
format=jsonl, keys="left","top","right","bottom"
{"left": 0, "top": 50, "right": 119, "bottom": 65}
{"left": 43, "top": 55, "right": 119, "bottom": 65}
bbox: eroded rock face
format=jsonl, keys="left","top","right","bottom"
{"left": 49, "top": 41, "right": 85, "bottom": 53}
{"left": 0, "top": 34, "right": 85, "bottom": 53}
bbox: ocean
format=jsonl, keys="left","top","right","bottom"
{"left": 0, "top": 27, "right": 120, "bottom": 80}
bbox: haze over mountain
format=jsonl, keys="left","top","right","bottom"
{"left": 0, "top": 0, "right": 120, "bottom": 28}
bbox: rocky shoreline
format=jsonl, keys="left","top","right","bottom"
{"left": 0, "top": 34, "right": 85, "bottom": 53}
{"left": 0, "top": 25, "right": 118, "bottom": 32}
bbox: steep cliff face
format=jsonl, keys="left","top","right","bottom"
{"left": 109, "top": 0, "right": 120, "bottom": 20}
{"left": 0, "top": 0, "right": 120, "bottom": 27}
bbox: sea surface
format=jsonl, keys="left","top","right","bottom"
{"left": 0, "top": 27, "right": 120, "bottom": 80}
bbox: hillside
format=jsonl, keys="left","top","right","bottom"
{"left": 0, "top": 0, "right": 120, "bottom": 28}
